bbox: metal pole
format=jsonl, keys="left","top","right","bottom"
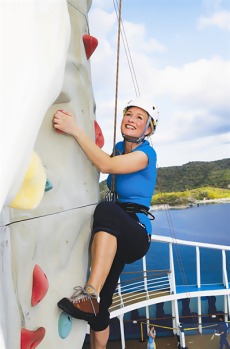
{"left": 139, "top": 322, "right": 145, "bottom": 342}
{"left": 197, "top": 296, "right": 202, "bottom": 334}
{"left": 118, "top": 314, "right": 125, "bottom": 349}
{"left": 179, "top": 323, "right": 188, "bottom": 349}
{"left": 142, "top": 256, "right": 150, "bottom": 336}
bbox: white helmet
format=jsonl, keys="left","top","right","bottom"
{"left": 123, "top": 98, "right": 159, "bottom": 136}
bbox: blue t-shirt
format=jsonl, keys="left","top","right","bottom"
{"left": 148, "top": 336, "right": 154, "bottom": 344}
{"left": 107, "top": 140, "right": 157, "bottom": 234}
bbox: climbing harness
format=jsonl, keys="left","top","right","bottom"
{"left": 116, "top": 202, "right": 155, "bottom": 221}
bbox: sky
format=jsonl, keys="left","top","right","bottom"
{"left": 88, "top": 0, "right": 230, "bottom": 175}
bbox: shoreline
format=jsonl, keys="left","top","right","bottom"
{"left": 150, "top": 198, "right": 230, "bottom": 211}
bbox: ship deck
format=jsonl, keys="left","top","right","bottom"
{"left": 83, "top": 333, "right": 221, "bottom": 349}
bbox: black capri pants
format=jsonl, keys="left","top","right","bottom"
{"left": 88, "top": 201, "right": 151, "bottom": 331}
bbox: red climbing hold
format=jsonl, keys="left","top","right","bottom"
{"left": 31, "top": 265, "right": 49, "bottom": 306}
{"left": 21, "top": 327, "right": 45, "bottom": 349}
{"left": 83, "top": 34, "right": 98, "bottom": 59}
{"left": 94, "top": 120, "right": 104, "bottom": 148}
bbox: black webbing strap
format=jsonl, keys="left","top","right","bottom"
{"left": 116, "top": 202, "right": 155, "bottom": 220}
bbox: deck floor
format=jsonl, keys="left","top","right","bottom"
{"left": 110, "top": 290, "right": 170, "bottom": 312}
{"left": 83, "top": 333, "right": 222, "bottom": 349}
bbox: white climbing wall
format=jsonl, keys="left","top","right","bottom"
{"left": 0, "top": 0, "right": 102, "bottom": 348}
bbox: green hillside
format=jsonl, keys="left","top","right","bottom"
{"left": 155, "top": 158, "right": 230, "bottom": 193}
{"left": 99, "top": 158, "right": 230, "bottom": 203}
{"left": 151, "top": 187, "right": 230, "bottom": 206}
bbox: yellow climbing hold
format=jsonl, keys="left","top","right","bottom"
{"left": 10, "top": 152, "right": 46, "bottom": 210}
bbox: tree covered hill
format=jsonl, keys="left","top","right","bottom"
{"left": 155, "top": 158, "right": 230, "bottom": 193}
{"left": 99, "top": 158, "right": 230, "bottom": 197}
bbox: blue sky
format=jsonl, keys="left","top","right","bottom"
{"left": 88, "top": 0, "right": 230, "bottom": 172}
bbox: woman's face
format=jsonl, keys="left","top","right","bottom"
{"left": 121, "top": 106, "right": 150, "bottom": 139}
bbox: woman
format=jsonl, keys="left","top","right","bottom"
{"left": 217, "top": 315, "right": 230, "bottom": 349}
{"left": 148, "top": 326, "right": 156, "bottom": 349}
{"left": 53, "top": 98, "right": 159, "bottom": 349}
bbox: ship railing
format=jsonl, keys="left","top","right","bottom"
{"left": 110, "top": 269, "right": 171, "bottom": 312}
{"left": 109, "top": 234, "right": 230, "bottom": 318}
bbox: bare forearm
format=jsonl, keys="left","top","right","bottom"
{"left": 52, "top": 110, "right": 148, "bottom": 174}
{"left": 53, "top": 110, "right": 111, "bottom": 173}
{"left": 72, "top": 126, "right": 111, "bottom": 173}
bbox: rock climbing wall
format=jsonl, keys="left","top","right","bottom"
{"left": 0, "top": 0, "right": 104, "bottom": 348}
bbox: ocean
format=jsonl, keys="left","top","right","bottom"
{"left": 121, "top": 202, "right": 230, "bottom": 285}
{"left": 151, "top": 202, "right": 230, "bottom": 246}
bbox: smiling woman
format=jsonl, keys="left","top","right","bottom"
{"left": 53, "top": 97, "right": 159, "bottom": 349}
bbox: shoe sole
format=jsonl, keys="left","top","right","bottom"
{"left": 57, "top": 298, "right": 96, "bottom": 321}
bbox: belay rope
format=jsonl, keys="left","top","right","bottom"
{"left": 104, "top": 0, "right": 155, "bottom": 224}
{"left": 105, "top": 0, "right": 122, "bottom": 202}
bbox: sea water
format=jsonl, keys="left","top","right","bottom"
{"left": 122, "top": 203, "right": 230, "bottom": 283}
{"left": 151, "top": 202, "right": 230, "bottom": 246}
{"left": 117, "top": 203, "right": 230, "bottom": 338}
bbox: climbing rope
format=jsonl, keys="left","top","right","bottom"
{"left": 110, "top": 0, "right": 143, "bottom": 196}
{"left": 113, "top": 0, "right": 141, "bottom": 98}
{"left": 109, "top": 0, "right": 122, "bottom": 196}
{"left": 112, "top": 0, "right": 122, "bottom": 156}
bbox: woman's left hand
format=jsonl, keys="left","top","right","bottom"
{"left": 52, "top": 110, "right": 78, "bottom": 136}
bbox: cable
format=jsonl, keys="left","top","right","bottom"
{"left": 113, "top": 0, "right": 141, "bottom": 98}
{"left": 3, "top": 201, "right": 98, "bottom": 228}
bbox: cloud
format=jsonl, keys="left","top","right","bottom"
{"left": 155, "top": 131, "right": 230, "bottom": 168}
{"left": 151, "top": 57, "right": 230, "bottom": 146}
{"left": 202, "top": 0, "right": 224, "bottom": 11}
{"left": 198, "top": 10, "right": 230, "bottom": 30}
{"left": 121, "top": 21, "right": 166, "bottom": 54}
{"left": 89, "top": 3, "right": 229, "bottom": 173}
{"left": 90, "top": 0, "right": 113, "bottom": 11}
{"left": 89, "top": 8, "right": 116, "bottom": 38}
{"left": 94, "top": 55, "right": 230, "bottom": 156}
{"left": 157, "top": 58, "right": 230, "bottom": 108}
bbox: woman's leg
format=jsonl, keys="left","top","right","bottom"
{"left": 58, "top": 201, "right": 149, "bottom": 321}
{"left": 57, "top": 230, "right": 117, "bottom": 318}
{"left": 87, "top": 231, "right": 117, "bottom": 295}
{"left": 90, "top": 327, "right": 110, "bottom": 349}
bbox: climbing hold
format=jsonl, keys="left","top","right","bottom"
{"left": 21, "top": 327, "right": 45, "bottom": 349}
{"left": 9, "top": 151, "right": 46, "bottom": 210}
{"left": 94, "top": 120, "right": 104, "bottom": 148}
{"left": 82, "top": 34, "right": 98, "bottom": 59}
{"left": 31, "top": 265, "right": 49, "bottom": 306}
{"left": 58, "top": 312, "right": 72, "bottom": 339}
{"left": 45, "top": 179, "right": 53, "bottom": 192}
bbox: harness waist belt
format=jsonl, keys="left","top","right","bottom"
{"left": 116, "top": 202, "right": 155, "bottom": 220}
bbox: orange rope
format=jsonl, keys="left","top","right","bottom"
{"left": 111, "top": 0, "right": 122, "bottom": 194}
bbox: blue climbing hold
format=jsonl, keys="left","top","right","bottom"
{"left": 58, "top": 312, "right": 72, "bottom": 339}
{"left": 45, "top": 179, "right": 53, "bottom": 192}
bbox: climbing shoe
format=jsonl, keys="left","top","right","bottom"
{"left": 57, "top": 285, "right": 100, "bottom": 320}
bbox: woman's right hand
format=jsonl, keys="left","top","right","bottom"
{"left": 52, "top": 110, "right": 78, "bottom": 136}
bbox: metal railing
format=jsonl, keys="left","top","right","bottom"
{"left": 109, "top": 234, "right": 230, "bottom": 349}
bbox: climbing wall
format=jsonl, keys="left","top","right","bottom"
{"left": 0, "top": 0, "right": 104, "bottom": 348}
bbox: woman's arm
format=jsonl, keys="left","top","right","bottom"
{"left": 52, "top": 110, "right": 148, "bottom": 174}
{"left": 149, "top": 329, "right": 156, "bottom": 339}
